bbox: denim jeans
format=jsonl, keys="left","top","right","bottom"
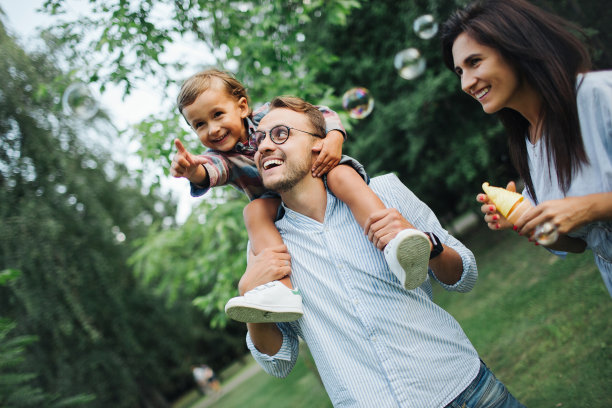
{"left": 446, "top": 360, "right": 526, "bottom": 408}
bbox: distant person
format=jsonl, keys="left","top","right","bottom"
{"left": 441, "top": 0, "right": 612, "bottom": 295}
{"left": 192, "top": 364, "right": 220, "bottom": 395}
{"left": 242, "top": 96, "right": 525, "bottom": 407}
{"left": 170, "top": 69, "right": 432, "bottom": 323}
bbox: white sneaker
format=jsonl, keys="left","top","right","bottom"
{"left": 225, "top": 281, "right": 304, "bottom": 323}
{"left": 384, "top": 229, "right": 431, "bottom": 290}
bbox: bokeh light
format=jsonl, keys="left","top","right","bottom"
{"left": 393, "top": 48, "right": 426, "bottom": 80}
{"left": 62, "top": 82, "right": 99, "bottom": 120}
{"left": 413, "top": 14, "right": 438, "bottom": 40}
{"left": 342, "top": 87, "right": 374, "bottom": 119}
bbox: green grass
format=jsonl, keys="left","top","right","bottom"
{"left": 190, "top": 224, "right": 611, "bottom": 408}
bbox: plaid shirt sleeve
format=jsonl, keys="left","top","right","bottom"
{"left": 189, "top": 151, "right": 232, "bottom": 197}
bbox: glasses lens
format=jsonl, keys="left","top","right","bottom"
{"left": 252, "top": 131, "right": 265, "bottom": 148}
{"left": 271, "top": 126, "right": 290, "bottom": 144}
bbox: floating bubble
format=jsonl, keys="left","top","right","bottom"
{"left": 342, "top": 87, "right": 374, "bottom": 119}
{"left": 394, "top": 48, "right": 426, "bottom": 80}
{"left": 62, "top": 82, "right": 99, "bottom": 120}
{"left": 413, "top": 14, "right": 438, "bottom": 40}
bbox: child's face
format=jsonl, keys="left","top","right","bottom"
{"left": 182, "top": 82, "right": 249, "bottom": 152}
{"left": 451, "top": 32, "right": 527, "bottom": 114}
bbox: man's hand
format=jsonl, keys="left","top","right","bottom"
{"left": 311, "top": 130, "right": 343, "bottom": 178}
{"left": 238, "top": 245, "right": 292, "bottom": 295}
{"left": 364, "top": 208, "right": 416, "bottom": 250}
{"left": 170, "top": 138, "right": 208, "bottom": 183}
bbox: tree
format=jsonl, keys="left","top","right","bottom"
{"left": 0, "top": 19, "right": 245, "bottom": 407}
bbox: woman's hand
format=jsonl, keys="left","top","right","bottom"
{"left": 476, "top": 180, "right": 515, "bottom": 230}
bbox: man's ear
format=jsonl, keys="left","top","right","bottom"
{"left": 311, "top": 139, "right": 324, "bottom": 153}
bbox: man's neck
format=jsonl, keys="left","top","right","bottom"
{"left": 280, "top": 176, "right": 327, "bottom": 223}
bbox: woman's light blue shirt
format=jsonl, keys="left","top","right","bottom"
{"left": 247, "top": 174, "right": 481, "bottom": 408}
{"left": 524, "top": 70, "right": 612, "bottom": 295}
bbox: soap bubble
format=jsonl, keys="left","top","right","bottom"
{"left": 342, "top": 87, "right": 374, "bottom": 119}
{"left": 394, "top": 48, "right": 426, "bottom": 80}
{"left": 413, "top": 14, "right": 438, "bottom": 40}
{"left": 62, "top": 83, "right": 99, "bottom": 120}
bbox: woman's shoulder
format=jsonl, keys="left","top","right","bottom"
{"left": 577, "top": 70, "right": 612, "bottom": 94}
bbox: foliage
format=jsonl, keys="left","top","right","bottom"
{"left": 130, "top": 187, "right": 249, "bottom": 328}
{"left": 0, "top": 20, "right": 245, "bottom": 407}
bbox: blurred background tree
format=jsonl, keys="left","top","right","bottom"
{"left": 0, "top": 18, "right": 245, "bottom": 407}
{"left": 1, "top": 0, "right": 609, "bottom": 405}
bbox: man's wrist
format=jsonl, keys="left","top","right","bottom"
{"left": 423, "top": 232, "right": 444, "bottom": 259}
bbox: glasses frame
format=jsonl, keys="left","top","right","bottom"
{"left": 251, "top": 125, "right": 323, "bottom": 149}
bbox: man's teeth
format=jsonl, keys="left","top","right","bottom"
{"left": 263, "top": 159, "right": 283, "bottom": 170}
{"left": 475, "top": 87, "right": 490, "bottom": 99}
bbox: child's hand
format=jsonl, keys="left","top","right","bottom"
{"left": 170, "top": 138, "right": 208, "bottom": 182}
{"left": 476, "top": 180, "right": 515, "bottom": 230}
{"left": 311, "top": 130, "right": 343, "bottom": 177}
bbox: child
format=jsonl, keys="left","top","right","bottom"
{"left": 170, "top": 69, "right": 433, "bottom": 323}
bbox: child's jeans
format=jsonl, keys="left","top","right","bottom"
{"left": 445, "top": 360, "right": 526, "bottom": 408}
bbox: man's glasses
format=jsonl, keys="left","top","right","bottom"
{"left": 251, "top": 125, "right": 323, "bottom": 149}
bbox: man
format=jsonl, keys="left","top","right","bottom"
{"left": 239, "top": 96, "right": 525, "bottom": 407}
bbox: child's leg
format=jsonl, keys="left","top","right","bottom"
{"left": 326, "top": 165, "right": 385, "bottom": 230}
{"left": 327, "top": 165, "right": 430, "bottom": 290}
{"left": 224, "top": 197, "right": 303, "bottom": 324}
{"left": 243, "top": 198, "right": 292, "bottom": 289}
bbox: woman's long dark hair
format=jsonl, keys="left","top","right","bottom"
{"left": 441, "top": 0, "right": 591, "bottom": 202}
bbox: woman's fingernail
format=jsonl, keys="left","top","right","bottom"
{"left": 513, "top": 226, "right": 518, "bottom": 231}
{"left": 535, "top": 242, "right": 539, "bottom": 246}
{"left": 496, "top": 223, "right": 500, "bottom": 229}
{"left": 493, "top": 215, "right": 499, "bottom": 221}
{"left": 489, "top": 206, "right": 495, "bottom": 212}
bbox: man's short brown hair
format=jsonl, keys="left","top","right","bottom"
{"left": 268, "top": 96, "right": 326, "bottom": 138}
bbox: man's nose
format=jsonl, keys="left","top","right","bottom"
{"left": 257, "top": 132, "right": 274, "bottom": 153}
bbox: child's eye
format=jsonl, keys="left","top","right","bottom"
{"left": 194, "top": 121, "right": 205, "bottom": 129}
{"left": 213, "top": 111, "right": 223, "bottom": 118}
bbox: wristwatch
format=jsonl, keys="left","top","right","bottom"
{"left": 424, "top": 232, "right": 444, "bottom": 259}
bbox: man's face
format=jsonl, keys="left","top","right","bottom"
{"left": 254, "top": 108, "right": 317, "bottom": 193}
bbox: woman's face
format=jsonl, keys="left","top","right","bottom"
{"left": 451, "top": 32, "right": 527, "bottom": 114}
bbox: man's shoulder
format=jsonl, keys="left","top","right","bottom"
{"left": 369, "top": 173, "right": 402, "bottom": 189}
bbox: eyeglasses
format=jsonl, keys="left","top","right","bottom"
{"left": 251, "top": 125, "right": 323, "bottom": 149}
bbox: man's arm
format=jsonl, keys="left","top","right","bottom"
{"left": 427, "top": 244, "right": 464, "bottom": 285}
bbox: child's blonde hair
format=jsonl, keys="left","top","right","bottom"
{"left": 177, "top": 69, "right": 251, "bottom": 115}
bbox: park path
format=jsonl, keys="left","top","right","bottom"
{"left": 192, "top": 361, "right": 264, "bottom": 408}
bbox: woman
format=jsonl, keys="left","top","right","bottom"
{"left": 441, "top": 0, "right": 612, "bottom": 295}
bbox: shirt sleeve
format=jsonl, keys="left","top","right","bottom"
{"left": 377, "top": 174, "right": 478, "bottom": 292}
{"left": 246, "top": 323, "right": 300, "bottom": 378}
{"left": 317, "top": 105, "right": 347, "bottom": 140}
{"left": 189, "top": 151, "right": 232, "bottom": 197}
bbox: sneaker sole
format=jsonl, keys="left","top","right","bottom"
{"left": 396, "top": 233, "right": 431, "bottom": 290}
{"left": 225, "top": 305, "right": 303, "bottom": 323}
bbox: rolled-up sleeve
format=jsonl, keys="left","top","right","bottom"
{"left": 189, "top": 152, "right": 232, "bottom": 197}
{"left": 246, "top": 322, "right": 300, "bottom": 378}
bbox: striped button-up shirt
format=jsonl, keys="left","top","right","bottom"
{"left": 247, "top": 174, "right": 481, "bottom": 407}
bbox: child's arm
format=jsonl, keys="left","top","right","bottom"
{"left": 170, "top": 138, "right": 209, "bottom": 185}
{"left": 311, "top": 130, "right": 344, "bottom": 177}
